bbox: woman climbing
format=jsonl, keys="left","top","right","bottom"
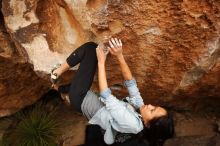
{"left": 51, "top": 38, "right": 174, "bottom": 145}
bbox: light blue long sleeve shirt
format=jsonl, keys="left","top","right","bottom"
{"left": 88, "top": 79, "right": 144, "bottom": 144}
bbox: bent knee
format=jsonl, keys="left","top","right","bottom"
{"left": 84, "top": 42, "right": 98, "bottom": 50}
{"left": 84, "top": 42, "right": 98, "bottom": 58}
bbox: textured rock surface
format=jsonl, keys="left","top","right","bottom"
{"left": 0, "top": 56, "right": 49, "bottom": 117}
{"left": 57, "top": 106, "right": 87, "bottom": 146}
{"left": 164, "top": 135, "right": 220, "bottom": 146}
{"left": 0, "top": 0, "right": 49, "bottom": 117}
{"left": 1, "top": 0, "right": 220, "bottom": 145}
{"left": 1, "top": 0, "right": 220, "bottom": 101}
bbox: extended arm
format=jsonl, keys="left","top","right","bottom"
{"left": 108, "top": 38, "right": 144, "bottom": 109}
{"left": 96, "top": 45, "right": 108, "bottom": 92}
{"left": 108, "top": 38, "right": 132, "bottom": 80}
{"left": 117, "top": 54, "right": 133, "bottom": 80}
{"left": 96, "top": 43, "right": 143, "bottom": 133}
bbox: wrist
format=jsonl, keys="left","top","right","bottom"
{"left": 117, "top": 54, "right": 124, "bottom": 62}
{"left": 98, "top": 62, "right": 105, "bottom": 67}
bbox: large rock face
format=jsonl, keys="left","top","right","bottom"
{"left": 1, "top": 0, "right": 220, "bottom": 116}
{"left": 0, "top": 1, "right": 49, "bottom": 117}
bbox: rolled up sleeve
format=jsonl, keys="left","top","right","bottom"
{"left": 124, "top": 78, "right": 139, "bottom": 97}
{"left": 100, "top": 88, "right": 112, "bottom": 99}
{"left": 124, "top": 78, "right": 144, "bottom": 109}
{"left": 124, "top": 78, "right": 137, "bottom": 87}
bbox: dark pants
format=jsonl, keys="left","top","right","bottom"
{"left": 58, "top": 42, "right": 98, "bottom": 112}
{"left": 81, "top": 125, "right": 149, "bottom": 146}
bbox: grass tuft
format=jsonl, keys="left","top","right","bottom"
{"left": 2, "top": 103, "right": 61, "bottom": 146}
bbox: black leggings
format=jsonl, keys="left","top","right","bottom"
{"left": 58, "top": 42, "right": 98, "bottom": 112}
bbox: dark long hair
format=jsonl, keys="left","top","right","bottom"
{"left": 142, "top": 113, "right": 174, "bottom": 146}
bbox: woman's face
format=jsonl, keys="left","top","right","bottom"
{"left": 140, "top": 104, "right": 167, "bottom": 126}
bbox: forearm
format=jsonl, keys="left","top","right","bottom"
{"left": 117, "top": 55, "right": 133, "bottom": 80}
{"left": 98, "top": 63, "right": 108, "bottom": 92}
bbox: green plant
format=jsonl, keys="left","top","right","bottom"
{"left": 4, "top": 103, "right": 61, "bottom": 146}
{"left": 0, "top": 139, "right": 2, "bottom": 146}
{"left": 0, "top": 139, "right": 8, "bottom": 146}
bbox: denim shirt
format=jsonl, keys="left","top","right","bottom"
{"left": 88, "top": 79, "right": 144, "bottom": 144}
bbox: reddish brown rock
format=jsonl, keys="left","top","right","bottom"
{"left": 174, "top": 113, "right": 216, "bottom": 137}
{"left": 0, "top": 6, "right": 16, "bottom": 59}
{"left": 1, "top": 0, "right": 96, "bottom": 73}
{"left": 0, "top": 56, "right": 50, "bottom": 117}
{"left": 0, "top": 3, "right": 48, "bottom": 117}
{"left": 1, "top": 0, "right": 220, "bottom": 115}
{"left": 57, "top": 105, "right": 87, "bottom": 146}
{"left": 104, "top": 0, "right": 220, "bottom": 101}
{"left": 1, "top": 1, "right": 220, "bottom": 145}
{"left": 164, "top": 136, "right": 216, "bottom": 146}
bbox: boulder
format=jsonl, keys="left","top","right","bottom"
{"left": 1, "top": 0, "right": 220, "bottom": 116}
{"left": 164, "top": 136, "right": 214, "bottom": 146}
{"left": 0, "top": 1, "right": 49, "bottom": 117}
{"left": 2, "top": 0, "right": 220, "bottom": 100}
